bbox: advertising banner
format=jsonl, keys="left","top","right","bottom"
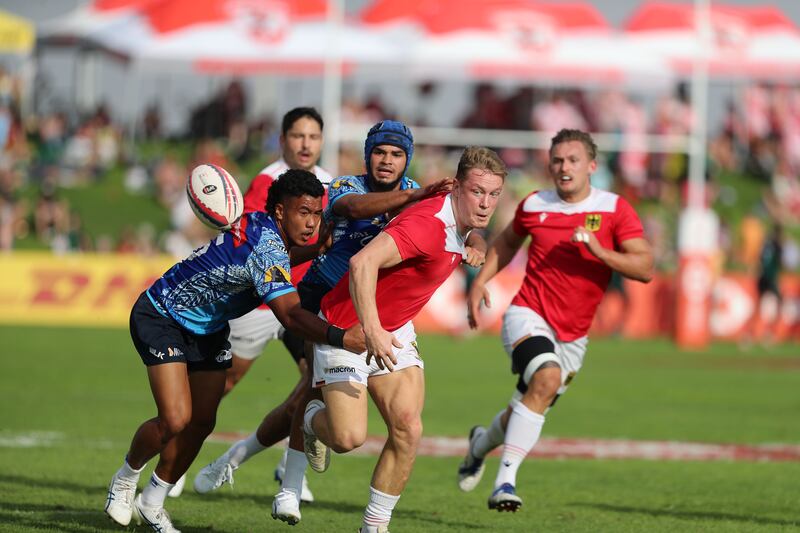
{"left": 0, "top": 252, "right": 797, "bottom": 342}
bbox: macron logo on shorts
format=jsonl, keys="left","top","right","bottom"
{"left": 326, "top": 366, "right": 355, "bottom": 374}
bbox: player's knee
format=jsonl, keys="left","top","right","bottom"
{"left": 513, "top": 336, "right": 560, "bottom": 397}
{"left": 329, "top": 427, "right": 367, "bottom": 453}
{"left": 388, "top": 411, "right": 423, "bottom": 447}
{"left": 528, "top": 365, "right": 562, "bottom": 401}
{"left": 159, "top": 408, "right": 191, "bottom": 438}
{"left": 184, "top": 417, "right": 216, "bottom": 441}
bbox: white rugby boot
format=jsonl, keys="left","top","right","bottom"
{"left": 167, "top": 473, "right": 186, "bottom": 497}
{"left": 104, "top": 471, "right": 138, "bottom": 526}
{"left": 132, "top": 494, "right": 181, "bottom": 532}
{"left": 274, "top": 453, "right": 315, "bottom": 503}
{"left": 303, "top": 399, "right": 330, "bottom": 473}
{"left": 271, "top": 488, "right": 302, "bottom": 525}
{"left": 193, "top": 455, "right": 235, "bottom": 494}
{"left": 457, "top": 426, "right": 487, "bottom": 492}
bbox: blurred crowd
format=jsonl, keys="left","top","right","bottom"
{"left": 0, "top": 66, "right": 798, "bottom": 277}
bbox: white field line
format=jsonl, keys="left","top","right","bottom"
{"left": 209, "top": 433, "right": 800, "bottom": 463}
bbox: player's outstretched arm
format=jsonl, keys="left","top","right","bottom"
{"left": 333, "top": 177, "right": 454, "bottom": 220}
{"left": 572, "top": 229, "right": 654, "bottom": 283}
{"left": 270, "top": 291, "right": 366, "bottom": 354}
{"left": 348, "top": 232, "right": 404, "bottom": 370}
{"left": 467, "top": 222, "right": 526, "bottom": 329}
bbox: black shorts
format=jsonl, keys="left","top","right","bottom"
{"left": 130, "top": 292, "right": 232, "bottom": 372}
{"left": 757, "top": 277, "right": 781, "bottom": 299}
{"left": 281, "top": 280, "right": 332, "bottom": 363}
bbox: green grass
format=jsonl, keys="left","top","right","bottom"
{"left": 0, "top": 326, "right": 798, "bottom": 532}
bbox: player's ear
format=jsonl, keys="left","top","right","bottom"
{"left": 274, "top": 202, "right": 285, "bottom": 222}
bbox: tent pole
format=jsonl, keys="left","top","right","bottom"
{"left": 321, "top": 0, "right": 344, "bottom": 177}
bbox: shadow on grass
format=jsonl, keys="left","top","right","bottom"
{"left": 0, "top": 473, "right": 239, "bottom": 533}
{"left": 577, "top": 502, "right": 799, "bottom": 527}
{"left": 310, "top": 500, "right": 484, "bottom": 530}
{"left": 0, "top": 504, "right": 122, "bottom": 533}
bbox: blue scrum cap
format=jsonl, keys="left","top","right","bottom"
{"left": 364, "top": 120, "right": 414, "bottom": 176}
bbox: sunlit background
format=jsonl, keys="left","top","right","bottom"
{"left": 0, "top": 0, "right": 799, "bottom": 347}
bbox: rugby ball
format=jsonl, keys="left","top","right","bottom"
{"left": 187, "top": 164, "right": 244, "bottom": 231}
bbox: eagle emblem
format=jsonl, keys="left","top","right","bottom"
{"left": 584, "top": 214, "right": 601, "bottom": 232}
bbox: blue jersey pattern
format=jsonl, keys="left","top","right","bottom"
{"left": 147, "top": 212, "right": 295, "bottom": 334}
{"left": 304, "top": 174, "right": 419, "bottom": 288}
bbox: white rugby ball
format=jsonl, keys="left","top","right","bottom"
{"left": 187, "top": 164, "right": 244, "bottom": 231}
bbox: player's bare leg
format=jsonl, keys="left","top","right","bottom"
{"left": 223, "top": 355, "right": 255, "bottom": 395}
{"left": 127, "top": 363, "right": 194, "bottom": 469}
{"left": 272, "top": 352, "right": 327, "bottom": 525}
{"left": 361, "top": 367, "right": 425, "bottom": 531}
{"left": 313, "top": 381, "right": 370, "bottom": 452}
{"left": 106, "top": 363, "right": 192, "bottom": 527}
{"left": 195, "top": 358, "right": 311, "bottom": 496}
{"left": 489, "top": 363, "right": 560, "bottom": 513}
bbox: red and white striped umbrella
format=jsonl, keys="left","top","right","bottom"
{"left": 624, "top": 2, "right": 800, "bottom": 79}
{"left": 359, "top": 0, "right": 672, "bottom": 84}
{"left": 41, "top": 0, "right": 405, "bottom": 75}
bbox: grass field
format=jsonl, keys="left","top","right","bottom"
{"left": 1, "top": 325, "right": 798, "bottom": 532}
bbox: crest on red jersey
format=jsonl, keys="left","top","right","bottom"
{"left": 585, "top": 214, "right": 601, "bottom": 232}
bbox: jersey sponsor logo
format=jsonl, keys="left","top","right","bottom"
{"left": 167, "top": 346, "right": 184, "bottom": 358}
{"left": 215, "top": 349, "right": 232, "bottom": 363}
{"left": 149, "top": 347, "right": 165, "bottom": 360}
{"left": 326, "top": 366, "right": 356, "bottom": 374}
{"left": 331, "top": 178, "right": 354, "bottom": 190}
{"left": 585, "top": 214, "right": 602, "bottom": 232}
{"left": 264, "top": 265, "right": 291, "bottom": 284}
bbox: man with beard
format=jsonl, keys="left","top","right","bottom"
{"left": 193, "top": 122, "right": 462, "bottom": 526}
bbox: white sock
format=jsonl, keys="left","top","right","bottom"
{"left": 277, "top": 446, "right": 289, "bottom": 474}
{"left": 472, "top": 409, "right": 506, "bottom": 458}
{"left": 227, "top": 433, "right": 266, "bottom": 468}
{"left": 141, "top": 472, "right": 173, "bottom": 509}
{"left": 281, "top": 448, "right": 308, "bottom": 497}
{"left": 494, "top": 403, "right": 545, "bottom": 488}
{"left": 303, "top": 403, "right": 323, "bottom": 435}
{"left": 362, "top": 486, "right": 400, "bottom": 529}
{"left": 117, "top": 457, "right": 145, "bottom": 481}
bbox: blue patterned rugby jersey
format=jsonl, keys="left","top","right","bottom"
{"left": 147, "top": 212, "right": 295, "bottom": 334}
{"left": 303, "top": 174, "right": 419, "bottom": 289}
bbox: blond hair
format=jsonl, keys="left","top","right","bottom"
{"left": 455, "top": 146, "right": 508, "bottom": 181}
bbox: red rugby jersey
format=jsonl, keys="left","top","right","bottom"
{"left": 510, "top": 188, "right": 644, "bottom": 341}
{"left": 321, "top": 193, "right": 465, "bottom": 331}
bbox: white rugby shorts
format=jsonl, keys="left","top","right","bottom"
{"left": 227, "top": 307, "right": 285, "bottom": 360}
{"left": 501, "top": 304, "right": 588, "bottom": 398}
{"left": 313, "top": 318, "right": 423, "bottom": 388}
